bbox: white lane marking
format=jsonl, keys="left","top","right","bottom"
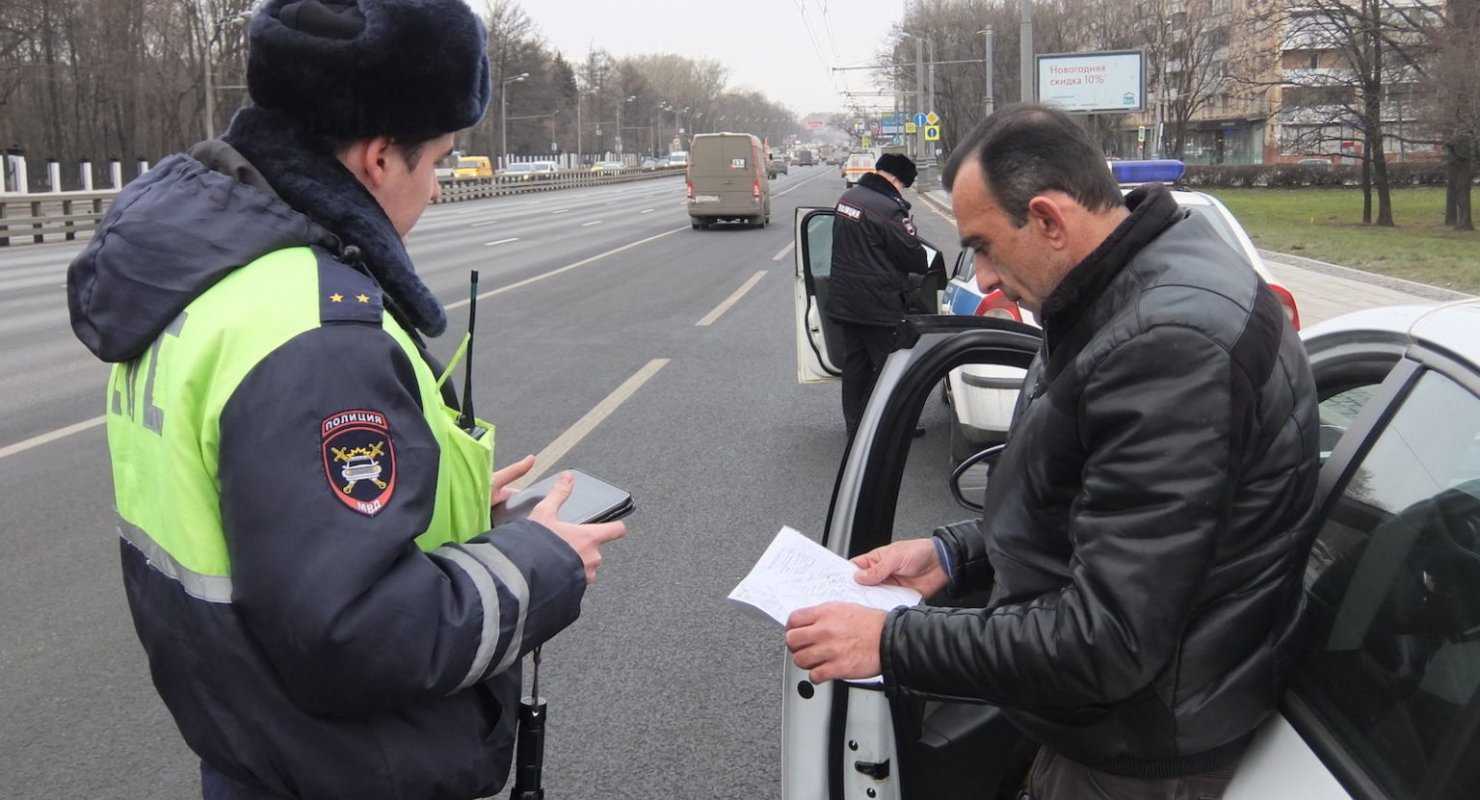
{"left": 552, "top": 208, "right": 569, "bottom": 214}
{"left": 445, "top": 226, "right": 689, "bottom": 310}
{"left": 0, "top": 415, "right": 106, "bottom": 462}
{"left": 484, "top": 237, "right": 520, "bottom": 247}
{"left": 469, "top": 220, "right": 500, "bottom": 227}
{"left": 773, "top": 169, "right": 829, "bottom": 198}
{"left": 513, "top": 358, "right": 671, "bottom": 489}
{"left": 771, "top": 241, "right": 796, "bottom": 262}
{"left": 696, "top": 271, "right": 767, "bottom": 327}
{"left": 640, "top": 208, "right": 655, "bottom": 214}
{"left": 581, "top": 220, "right": 603, "bottom": 227}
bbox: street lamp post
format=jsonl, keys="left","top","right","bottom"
{"left": 658, "top": 102, "right": 674, "bottom": 156}
{"left": 616, "top": 95, "right": 636, "bottom": 157}
{"left": 981, "top": 27, "right": 995, "bottom": 118}
{"left": 1020, "top": 0, "right": 1034, "bottom": 102}
{"left": 500, "top": 72, "right": 529, "bottom": 169}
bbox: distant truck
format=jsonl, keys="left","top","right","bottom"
{"left": 686, "top": 132, "right": 771, "bottom": 230}
{"left": 796, "top": 149, "right": 814, "bottom": 166}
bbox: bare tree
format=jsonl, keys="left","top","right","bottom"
{"left": 1405, "top": 0, "right": 1478, "bottom": 229}
{"left": 1135, "top": 0, "right": 1233, "bottom": 159}
{"left": 1236, "top": 0, "right": 1434, "bottom": 226}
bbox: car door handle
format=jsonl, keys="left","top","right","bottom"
{"left": 854, "top": 759, "right": 890, "bottom": 780}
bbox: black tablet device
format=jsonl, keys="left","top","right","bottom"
{"left": 492, "top": 469, "right": 635, "bottom": 526}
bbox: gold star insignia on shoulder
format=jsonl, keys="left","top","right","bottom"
{"left": 329, "top": 293, "right": 344, "bottom": 303}
{"left": 356, "top": 293, "right": 371, "bottom": 304}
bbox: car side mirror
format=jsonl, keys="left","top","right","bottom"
{"left": 951, "top": 443, "right": 1007, "bottom": 512}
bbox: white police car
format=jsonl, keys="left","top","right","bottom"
{"left": 782, "top": 299, "right": 1480, "bottom": 800}
{"left": 938, "top": 160, "right": 1303, "bottom": 460}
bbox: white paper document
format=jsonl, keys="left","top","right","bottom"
{"left": 728, "top": 526, "right": 922, "bottom": 627}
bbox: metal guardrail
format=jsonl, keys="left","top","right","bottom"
{"left": 0, "top": 190, "right": 114, "bottom": 247}
{"left": 435, "top": 165, "right": 685, "bottom": 203}
{"left": 0, "top": 165, "right": 686, "bottom": 247}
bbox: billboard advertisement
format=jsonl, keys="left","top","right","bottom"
{"left": 1036, "top": 50, "right": 1144, "bottom": 113}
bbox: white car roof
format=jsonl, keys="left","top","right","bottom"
{"left": 1303, "top": 299, "right": 1480, "bottom": 369}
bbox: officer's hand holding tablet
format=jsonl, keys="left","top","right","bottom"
{"left": 492, "top": 457, "right": 633, "bottom": 584}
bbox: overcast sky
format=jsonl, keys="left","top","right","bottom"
{"left": 519, "top": 0, "right": 909, "bottom": 116}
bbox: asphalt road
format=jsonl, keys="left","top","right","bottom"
{"left": 0, "top": 164, "right": 976, "bottom": 799}
{"left": 0, "top": 165, "right": 1443, "bottom": 799}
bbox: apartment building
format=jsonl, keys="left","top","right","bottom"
{"left": 1115, "top": 0, "right": 1438, "bottom": 165}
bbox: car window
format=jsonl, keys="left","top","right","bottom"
{"left": 804, "top": 213, "right": 833, "bottom": 279}
{"left": 1297, "top": 370, "right": 1480, "bottom": 799}
{"left": 953, "top": 247, "right": 977, "bottom": 282}
{"left": 1318, "top": 384, "right": 1380, "bottom": 463}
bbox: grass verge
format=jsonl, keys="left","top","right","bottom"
{"left": 1207, "top": 187, "right": 1479, "bottom": 294}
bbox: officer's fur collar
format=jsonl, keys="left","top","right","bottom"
{"left": 859, "top": 172, "right": 909, "bottom": 209}
{"left": 223, "top": 105, "right": 447, "bottom": 337}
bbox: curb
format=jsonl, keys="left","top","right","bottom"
{"left": 1257, "top": 249, "right": 1473, "bottom": 302}
{"left": 913, "top": 189, "right": 955, "bottom": 222}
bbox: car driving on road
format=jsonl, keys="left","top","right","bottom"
{"left": 842, "top": 152, "right": 875, "bottom": 188}
{"left": 498, "top": 161, "right": 558, "bottom": 181}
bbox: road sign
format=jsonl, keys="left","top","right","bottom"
{"left": 912, "top": 112, "right": 927, "bottom": 126}
{"left": 905, "top": 121, "right": 918, "bottom": 134}
{"left": 925, "top": 111, "right": 940, "bottom": 126}
{"left": 861, "top": 135, "right": 872, "bottom": 148}
{"left": 1137, "top": 126, "right": 1146, "bottom": 143}
{"left": 923, "top": 125, "right": 941, "bottom": 142}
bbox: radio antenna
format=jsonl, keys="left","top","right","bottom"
{"left": 458, "top": 270, "right": 479, "bottom": 432}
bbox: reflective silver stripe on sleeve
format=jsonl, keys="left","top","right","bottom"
{"left": 461, "top": 541, "right": 530, "bottom": 676}
{"left": 116, "top": 517, "right": 234, "bottom": 604}
{"left": 431, "top": 546, "right": 502, "bottom": 691}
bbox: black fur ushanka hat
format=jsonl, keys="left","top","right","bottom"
{"left": 246, "top": 0, "right": 492, "bottom": 142}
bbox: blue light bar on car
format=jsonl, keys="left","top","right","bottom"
{"left": 1110, "top": 159, "right": 1186, "bottom": 184}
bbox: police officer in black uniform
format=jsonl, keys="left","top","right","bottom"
{"left": 826, "top": 153, "right": 929, "bottom": 438}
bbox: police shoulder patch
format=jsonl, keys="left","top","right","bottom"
{"left": 321, "top": 409, "right": 396, "bottom": 516}
{"left": 836, "top": 202, "right": 863, "bottom": 221}
{"left": 904, "top": 218, "right": 917, "bottom": 236}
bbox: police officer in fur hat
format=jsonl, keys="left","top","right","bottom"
{"left": 67, "top": 2, "right": 624, "bottom": 798}
{"left": 826, "top": 153, "right": 933, "bottom": 438}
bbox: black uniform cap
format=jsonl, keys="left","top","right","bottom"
{"left": 875, "top": 153, "right": 918, "bottom": 187}
{"left": 246, "top": 0, "right": 492, "bottom": 142}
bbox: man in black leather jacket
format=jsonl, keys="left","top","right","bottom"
{"left": 826, "top": 153, "right": 929, "bottom": 437}
{"left": 786, "top": 106, "right": 1320, "bottom": 799}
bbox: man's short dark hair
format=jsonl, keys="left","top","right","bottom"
{"left": 943, "top": 104, "right": 1122, "bottom": 226}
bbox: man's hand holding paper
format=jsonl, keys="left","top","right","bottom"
{"left": 729, "top": 528, "right": 946, "bottom": 683}
{"left": 784, "top": 538, "right": 945, "bottom": 683}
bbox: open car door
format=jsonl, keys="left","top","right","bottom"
{"left": 781, "top": 315, "right": 1044, "bottom": 800}
{"left": 793, "top": 207, "right": 949, "bottom": 385}
{"left": 794, "top": 207, "right": 844, "bottom": 383}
